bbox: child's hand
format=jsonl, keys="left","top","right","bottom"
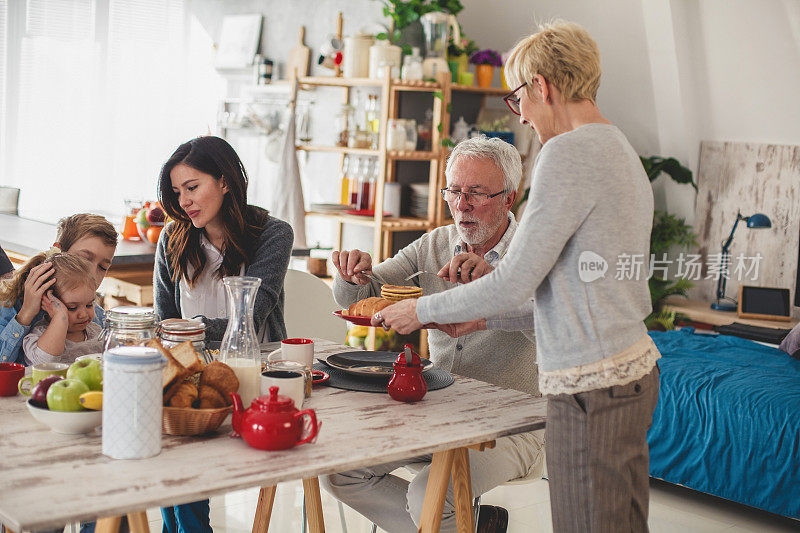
{"left": 17, "top": 262, "right": 56, "bottom": 325}
{"left": 41, "top": 290, "right": 68, "bottom": 324}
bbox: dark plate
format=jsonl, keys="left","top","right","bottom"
{"left": 322, "top": 350, "right": 433, "bottom": 377}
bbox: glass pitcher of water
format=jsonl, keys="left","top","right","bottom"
{"left": 220, "top": 276, "right": 262, "bottom": 408}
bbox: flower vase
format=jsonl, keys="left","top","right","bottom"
{"left": 475, "top": 64, "right": 494, "bottom": 88}
{"left": 455, "top": 54, "right": 469, "bottom": 77}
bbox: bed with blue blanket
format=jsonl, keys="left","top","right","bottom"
{"left": 648, "top": 329, "right": 800, "bottom": 519}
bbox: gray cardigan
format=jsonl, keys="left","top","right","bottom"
{"left": 153, "top": 207, "right": 293, "bottom": 342}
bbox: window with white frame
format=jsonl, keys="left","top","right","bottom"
{"left": 0, "top": 0, "right": 221, "bottom": 223}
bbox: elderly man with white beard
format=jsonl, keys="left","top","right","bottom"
{"left": 320, "top": 136, "right": 543, "bottom": 533}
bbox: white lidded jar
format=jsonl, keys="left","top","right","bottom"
{"left": 343, "top": 33, "right": 374, "bottom": 78}
{"left": 102, "top": 346, "right": 166, "bottom": 459}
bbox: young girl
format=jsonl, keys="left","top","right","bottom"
{"left": 9, "top": 253, "right": 104, "bottom": 365}
{"left": 154, "top": 135, "right": 293, "bottom": 533}
{"left": 0, "top": 213, "right": 117, "bottom": 364}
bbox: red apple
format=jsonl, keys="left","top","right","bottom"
{"left": 147, "top": 206, "right": 165, "bottom": 223}
{"left": 30, "top": 375, "right": 63, "bottom": 408}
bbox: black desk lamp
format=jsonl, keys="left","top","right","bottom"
{"left": 711, "top": 211, "right": 772, "bottom": 311}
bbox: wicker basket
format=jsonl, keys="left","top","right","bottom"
{"left": 162, "top": 405, "right": 233, "bottom": 436}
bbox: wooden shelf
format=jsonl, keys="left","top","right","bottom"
{"left": 451, "top": 84, "right": 508, "bottom": 96}
{"left": 391, "top": 80, "right": 441, "bottom": 92}
{"left": 297, "top": 145, "right": 379, "bottom": 156}
{"left": 387, "top": 150, "right": 439, "bottom": 161}
{"left": 306, "top": 211, "right": 431, "bottom": 231}
{"left": 299, "top": 76, "right": 383, "bottom": 88}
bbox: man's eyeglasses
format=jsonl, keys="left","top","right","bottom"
{"left": 503, "top": 82, "right": 526, "bottom": 116}
{"left": 440, "top": 188, "right": 507, "bottom": 206}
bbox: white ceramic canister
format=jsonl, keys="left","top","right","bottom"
{"left": 102, "top": 346, "right": 166, "bottom": 460}
{"left": 369, "top": 40, "right": 402, "bottom": 79}
{"left": 343, "top": 34, "right": 374, "bottom": 78}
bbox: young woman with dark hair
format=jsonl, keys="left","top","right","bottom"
{"left": 154, "top": 135, "right": 293, "bottom": 533}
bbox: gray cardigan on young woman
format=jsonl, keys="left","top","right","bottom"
{"left": 153, "top": 207, "right": 293, "bottom": 342}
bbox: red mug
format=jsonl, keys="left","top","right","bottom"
{"left": 0, "top": 363, "right": 25, "bottom": 397}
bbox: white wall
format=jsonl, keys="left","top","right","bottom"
{"left": 460, "top": 0, "right": 800, "bottom": 225}
{"left": 192, "top": 0, "right": 800, "bottom": 245}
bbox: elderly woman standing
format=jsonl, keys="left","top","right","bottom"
{"left": 377, "top": 21, "right": 660, "bottom": 532}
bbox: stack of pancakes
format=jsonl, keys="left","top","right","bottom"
{"left": 380, "top": 284, "right": 424, "bottom": 302}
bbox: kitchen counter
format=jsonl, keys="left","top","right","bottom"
{"left": 0, "top": 213, "right": 155, "bottom": 266}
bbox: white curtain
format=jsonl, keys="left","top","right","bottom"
{"left": 0, "top": 0, "right": 221, "bottom": 223}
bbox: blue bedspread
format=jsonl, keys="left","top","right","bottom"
{"left": 648, "top": 329, "right": 800, "bottom": 519}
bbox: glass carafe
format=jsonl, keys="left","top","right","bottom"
{"left": 220, "top": 276, "right": 262, "bottom": 408}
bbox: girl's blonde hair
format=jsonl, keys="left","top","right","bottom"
{"left": 0, "top": 251, "right": 97, "bottom": 306}
{"left": 505, "top": 20, "right": 602, "bottom": 103}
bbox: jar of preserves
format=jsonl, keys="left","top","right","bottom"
{"left": 159, "top": 318, "right": 206, "bottom": 352}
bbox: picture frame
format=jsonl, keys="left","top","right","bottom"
{"left": 215, "top": 14, "right": 263, "bottom": 69}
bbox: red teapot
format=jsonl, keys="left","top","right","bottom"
{"left": 229, "top": 387, "right": 320, "bottom": 451}
{"left": 387, "top": 344, "right": 427, "bottom": 402}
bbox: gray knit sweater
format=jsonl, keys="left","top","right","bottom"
{"left": 417, "top": 124, "right": 653, "bottom": 373}
{"left": 154, "top": 206, "right": 293, "bottom": 342}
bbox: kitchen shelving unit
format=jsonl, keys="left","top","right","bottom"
{"left": 293, "top": 72, "right": 509, "bottom": 261}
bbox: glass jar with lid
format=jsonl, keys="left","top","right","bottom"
{"left": 103, "top": 306, "right": 158, "bottom": 351}
{"left": 158, "top": 318, "right": 206, "bottom": 352}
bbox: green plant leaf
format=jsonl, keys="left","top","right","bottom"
{"left": 433, "top": 90, "right": 443, "bottom": 100}
{"left": 446, "top": 103, "right": 452, "bottom": 114}
{"left": 441, "top": 137, "right": 456, "bottom": 147}
{"left": 376, "top": 32, "right": 388, "bottom": 41}
{"left": 640, "top": 155, "right": 697, "bottom": 191}
{"left": 437, "top": 123, "right": 443, "bottom": 133}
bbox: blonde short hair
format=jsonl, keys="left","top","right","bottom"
{"left": 505, "top": 20, "right": 601, "bottom": 102}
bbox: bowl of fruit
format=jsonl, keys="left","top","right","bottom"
{"left": 135, "top": 202, "right": 167, "bottom": 244}
{"left": 26, "top": 359, "right": 104, "bottom": 434}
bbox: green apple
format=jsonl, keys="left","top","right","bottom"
{"left": 134, "top": 208, "right": 150, "bottom": 228}
{"left": 46, "top": 379, "right": 89, "bottom": 412}
{"left": 67, "top": 359, "right": 103, "bottom": 391}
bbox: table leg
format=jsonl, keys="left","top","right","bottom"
{"left": 252, "top": 486, "right": 277, "bottom": 533}
{"left": 451, "top": 448, "right": 474, "bottom": 533}
{"left": 127, "top": 511, "right": 150, "bottom": 533}
{"left": 302, "top": 477, "right": 326, "bottom": 533}
{"left": 96, "top": 516, "right": 123, "bottom": 533}
{"left": 418, "top": 449, "right": 455, "bottom": 533}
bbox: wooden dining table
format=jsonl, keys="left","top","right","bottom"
{"left": 0, "top": 339, "right": 547, "bottom": 533}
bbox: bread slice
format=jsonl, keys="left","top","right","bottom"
{"left": 169, "top": 341, "right": 204, "bottom": 374}
{"left": 147, "top": 338, "right": 185, "bottom": 389}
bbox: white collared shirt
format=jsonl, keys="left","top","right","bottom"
{"left": 179, "top": 235, "right": 242, "bottom": 320}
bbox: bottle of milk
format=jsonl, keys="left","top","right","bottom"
{"left": 220, "top": 276, "right": 262, "bottom": 408}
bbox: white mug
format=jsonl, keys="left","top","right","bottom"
{"left": 268, "top": 338, "right": 314, "bottom": 368}
{"left": 261, "top": 369, "right": 305, "bottom": 408}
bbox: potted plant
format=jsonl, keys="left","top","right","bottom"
{"left": 641, "top": 155, "right": 698, "bottom": 330}
{"left": 447, "top": 35, "right": 477, "bottom": 81}
{"left": 375, "top": 0, "right": 464, "bottom": 54}
{"left": 470, "top": 49, "right": 502, "bottom": 87}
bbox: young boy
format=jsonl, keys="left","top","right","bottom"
{"left": 0, "top": 214, "right": 117, "bottom": 364}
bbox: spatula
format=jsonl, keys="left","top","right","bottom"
{"left": 287, "top": 26, "right": 310, "bottom": 80}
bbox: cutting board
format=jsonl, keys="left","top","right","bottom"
{"left": 287, "top": 26, "right": 310, "bottom": 79}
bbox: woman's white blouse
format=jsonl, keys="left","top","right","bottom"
{"left": 179, "top": 235, "right": 242, "bottom": 320}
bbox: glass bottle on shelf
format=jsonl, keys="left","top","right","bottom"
{"left": 356, "top": 157, "right": 376, "bottom": 211}
{"left": 339, "top": 155, "right": 352, "bottom": 205}
{"left": 365, "top": 94, "right": 380, "bottom": 149}
{"left": 335, "top": 104, "right": 353, "bottom": 147}
{"left": 401, "top": 47, "right": 424, "bottom": 81}
{"left": 418, "top": 108, "right": 433, "bottom": 151}
{"left": 350, "top": 157, "right": 363, "bottom": 207}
